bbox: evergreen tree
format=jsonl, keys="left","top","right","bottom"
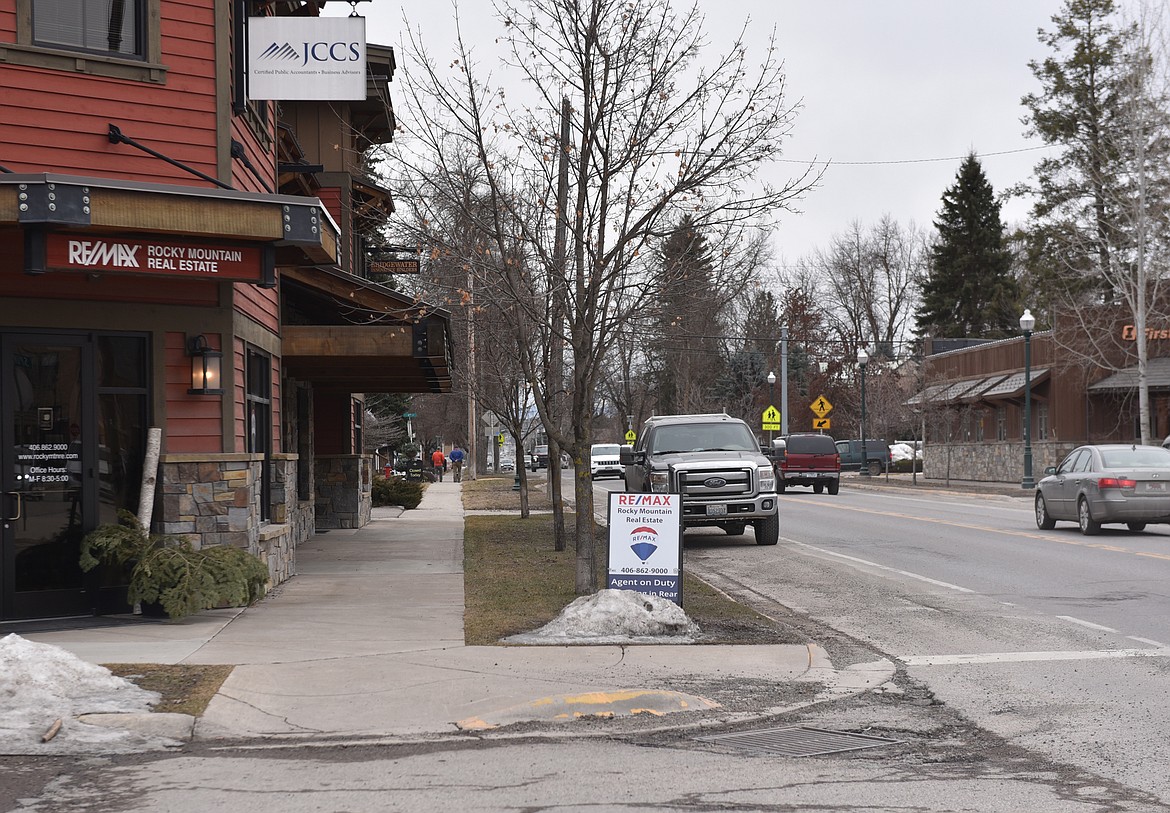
{"left": 648, "top": 216, "right": 725, "bottom": 413}
{"left": 713, "top": 289, "right": 781, "bottom": 418}
{"left": 1020, "top": 0, "right": 1131, "bottom": 289}
{"left": 916, "top": 154, "right": 1019, "bottom": 338}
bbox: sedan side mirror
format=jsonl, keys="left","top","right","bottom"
{"left": 1044, "top": 466, "right": 1057, "bottom": 476}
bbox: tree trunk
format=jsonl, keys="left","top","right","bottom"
{"left": 136, "top": 427, "right": 162, "bottom": 531}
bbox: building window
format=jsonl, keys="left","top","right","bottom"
{"left": 33, "top": 0, "right": 143, "bottom": 57}
{"left": 996, "top": 407, "right": 1007, "bottom": 441}
{"left": 976, "top": 413, "right": 985, "bottom": 442}
{"left": 6, "top": 0, "right": 165, "bottom": 82}
{"left": 1037, "top": 404, "right": 1049, "bottom": 441}
{"left": 246, "top": 349, "right": 272, "bottom": 523}
{"left": 96, "top": 333, "right": 150, "bottom": 526}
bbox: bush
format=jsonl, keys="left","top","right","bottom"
{"left": 80, "top": 510, "right": 269, "bottom": 620}
{"left": 890, "top": 458, "right": 923, "bottom": 473}
{"left": 372, "top": 475, "right": 424, "bottom": 509}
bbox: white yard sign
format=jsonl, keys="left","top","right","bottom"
{"left": 607, "top": 492, "right": 683, "bottom": 605}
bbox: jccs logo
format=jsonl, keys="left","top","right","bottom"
{"left": 257, "top": 41, "right": 362, "bottom": 66}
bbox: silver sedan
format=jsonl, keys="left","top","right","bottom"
{"left": 1035, "top": 444, "right": 1170, "bottom": 535}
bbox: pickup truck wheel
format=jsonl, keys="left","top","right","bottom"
{"left": 723, "top": 522, "right": 746, "bottom": 537}
{"left": 867, "top": 460, "right": 883, "bottom": 477}
{"left": 827, "top": 479, "right": 840, "bottom": 495}
{"left": 813, "top": 483, "right": 824, "bottom": 494}
{"left": 754, "top": 513, "right": 779, "bottom": 546}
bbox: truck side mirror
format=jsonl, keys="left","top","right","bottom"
{"left": 619, "top": 444, "right": 639, "bottom": 465}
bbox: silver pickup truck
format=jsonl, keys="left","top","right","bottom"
{"left": 619, "top": 413, "right": 779, "bottom": 545}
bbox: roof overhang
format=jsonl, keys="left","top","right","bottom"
{"left": 907, "top": 370, "right": 1049, "bottom": 408}
{"left": 352, "top": 44, "right": 397, "bottom": 151}
{"left": 981, "top": 368, "right": 1049, "bottom": 400}
{"left": 1088, "top": 357, "right": 1170, "bottom": 392}
{"left": 0, "top": 173, "right": 340, "bottom": 268}
{"left": 281, "top": 265, "right": 452, "bottom": 394}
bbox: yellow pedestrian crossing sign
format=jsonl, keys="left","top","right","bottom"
{"left": 810, "top": 395, "right": 833, "bottom": 418}
{"left": 624, "top": 429, "right": 637, "bottom": 443}
{"left": 761, "top": 405, "right": 781, "bottom": 432}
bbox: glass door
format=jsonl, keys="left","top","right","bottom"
{"left": 1, "top": 334, "right": 95, "bottom": 620}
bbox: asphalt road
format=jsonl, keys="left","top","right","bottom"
{"left": 684, "top": 477, "right": 1170, "bottom": 805}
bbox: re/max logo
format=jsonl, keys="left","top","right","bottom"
{"left": 68, "top": 240, "right": 139, "bottom": 268}
{"left": 257, "top": 40, "right": 361, "bottom": 66}
{"left": 617, "top": 495, "right": 672, "bottom": 506}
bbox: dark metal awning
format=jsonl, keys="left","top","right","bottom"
{"left": 0, "top": 172, "right": 340, "bottom": 267}
{"left": 1088, "top": 357, "right": 1170, "bottom": 392}
{"left": 981, "top": 368, "right": 1049, "bottom": 400}
{"left": 280, "top": 265, "right": 452, "bottom": 394}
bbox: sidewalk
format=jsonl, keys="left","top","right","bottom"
{"left": 23, "top": 481, "right": 886, "bottom": 741}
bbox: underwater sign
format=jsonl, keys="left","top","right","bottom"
{"left": 607, "top": 492, "right": 683, "bottom": 605}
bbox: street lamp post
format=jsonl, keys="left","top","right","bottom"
{"left": 767, "top": 371, "right": 777, "bottom": 446}
{"left": 1020, "top": 308, "right": 1036, "bottom": 489}
{"left": 857, "top": 347, "right": 870, "bottom": 477}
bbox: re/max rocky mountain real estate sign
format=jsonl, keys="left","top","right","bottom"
{"left": 607, "top": 492, "right": 683, "bottom": 605}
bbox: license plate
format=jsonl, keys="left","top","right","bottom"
{"left": 1145, "top": 482, "right": 1166, "bottom": 492}
{"left": 706, "top": 504, "right": 727, "bottom": 516}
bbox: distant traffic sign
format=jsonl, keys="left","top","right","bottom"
{"left": 810, "top": 395, "right": 833, "bottom": 418}
{"left": 624, "top": 429, "right": 637, "bottom": 443}
{"left": 761, "top": 405, "right": 781, "bottom": 432}
{"left": 813, "top": 417, "right": 831, "bottom": 430}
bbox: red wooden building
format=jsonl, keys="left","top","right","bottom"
{"left": 0, "top": 1, "right": 450, "bottom": 620}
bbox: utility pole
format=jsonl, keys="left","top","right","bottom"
{"left": 780, "top": 326, "right": 789, "bottom": 436}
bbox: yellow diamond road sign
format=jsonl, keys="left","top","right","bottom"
{"left": 625, "top": 429, "right": 637, "bottom": 443}
{"left": 810, "top": 395, "right": 833, "bottom": 418}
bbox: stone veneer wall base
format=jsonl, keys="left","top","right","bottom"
{"left": 159, "top": 453, "right": 310, "bottom": 589}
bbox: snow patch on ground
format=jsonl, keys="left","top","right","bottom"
{"left": 505, "top": 588, "right": 700, "bottom": 645}
{"left": 0, "top": 634, "right": 177, "bottom": 754}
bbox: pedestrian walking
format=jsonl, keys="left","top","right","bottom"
{"left": 431, "top": 448, "right": 446, "bottom": 482}
{"left": 449, "top": 446, "right": 465, "bottom": 482}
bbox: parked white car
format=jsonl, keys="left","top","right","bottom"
{"left": 500, "top": 458, "right": 516, "bottom": 472}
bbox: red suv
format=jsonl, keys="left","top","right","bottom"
{"left": 774, "top": 434, "right": 840, "bottom": 494}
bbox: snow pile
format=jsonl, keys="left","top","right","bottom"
{"left": 0, "top": 634, "right": 170, "bottom": 754}
{"left": 890, "top": 442, "right": 922, "bottom": 462}
{"left": 505, "top": 589, "right": 699, "bottom": 645}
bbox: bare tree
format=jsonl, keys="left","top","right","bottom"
{"left": 808, "top": 217, "right": 927, "bottom": 360}
{"left": 389, "top": 0, "right": 819, "bottom": 593}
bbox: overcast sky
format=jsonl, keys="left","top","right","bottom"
{"left": 345, "top": 0, "right": 1065, "bottom": 269}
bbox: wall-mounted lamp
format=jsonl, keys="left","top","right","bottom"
{"left": 188, "top": 334, "right": 224, "bottom": 395}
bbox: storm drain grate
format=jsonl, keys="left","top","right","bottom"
{"left": 694, "top": 726, "right": 903, "bottom": 757}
